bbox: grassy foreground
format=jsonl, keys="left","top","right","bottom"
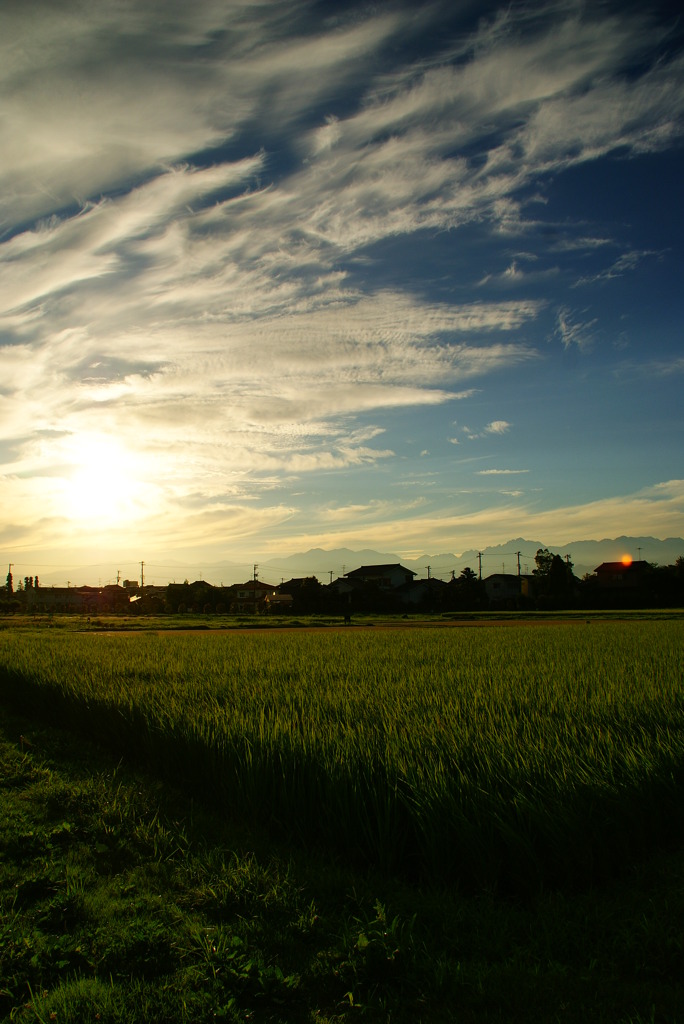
{"left": 1, "top": 620, "right": 684, "bottom": 1021}
{"left": 1, "top": 623, "right": 683, "bottom": 891}
{"left": 2, "top": 703, "right": 683, "bottom": 1023}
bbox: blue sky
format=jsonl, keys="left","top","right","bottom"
{"left": 2, "top": 0, "right": 683, "bottom": 585}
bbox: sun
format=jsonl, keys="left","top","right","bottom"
{"left": 621, "top": 554, "right": 633, "bottom": 566}
{"left": 59, "top": 434, "right": 149, "bottom": 525}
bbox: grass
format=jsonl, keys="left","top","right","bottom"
{"left": 1, "top": 608, "right": 682, "bottom": 635}
{"left": 2, "top": 702, "right": 683, "bottom": 1023}
{"left": 1, "top": 622, "right": 683, "bottom": 891}
{"left": 1, "top": 620, "right": 683, "bottom": 1020}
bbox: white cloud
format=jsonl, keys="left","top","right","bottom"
{"left": 574, "top": 249, "right": 662, "bottom": 287}
{"left": 478, "top": 259, "right": 560, "bottom": 286}
{"left": 460, "top": 421, "right": 513, "bottom": 440}
{"left": 555, "top": 307, "right": 598, "bottom": 350}
{"left": 266, "top": 480, "right": 684, "bottom": 559}
{"left": 615, "top": 355, "right": 684, "bottom": 379}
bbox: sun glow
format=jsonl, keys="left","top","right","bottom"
{"left": 59, "top": 434, "right": 151, "bottom": 525}
{"left": 621, "top": 554, "right": 633, "bottom": 566}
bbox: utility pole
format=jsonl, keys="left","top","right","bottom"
{"left": 116, "top": 569, "right": 121, "bottom": 585}
{"left": 329, "top": 570, "right": 333, "bottom": 584}
{"left": 426, "top": 565, "right": 431, "bottom": 580}
{"left": 516, "top": 551, "right": 521, "bottom": 577}
{"left": 253, "top": 564, "right": 258, "bottom": 615}
{"left": 6, "top": 563, "right": 13, "bottom": 594}
{"left": 140, "top": 561, "right": 145, "bottom": 590}
{"left": 477, "top": 552, "right": 482, "bottom": 580}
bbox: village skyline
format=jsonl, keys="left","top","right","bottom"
{"left": 5, "top": 534, "right": 684, "bottom": 592}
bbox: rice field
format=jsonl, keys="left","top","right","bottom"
{"left": 1, "top": 621, "right": 682, "bottom": 891}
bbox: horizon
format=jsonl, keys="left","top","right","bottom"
{"left": 2, "top": 1, "right": 683, "bottom": 577}
{"left": 7, "top": 534, "right": 683, "bottom": 590}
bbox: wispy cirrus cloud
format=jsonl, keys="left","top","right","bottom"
{"left": 261, "top": 479, "right": 684, "bottom": 560}
{"left": 554, "top": 307, "right": 598, "bottom": 350}
{"left": 574, "top": 248, "right": 662, "bottom": 286}
{"left": 615, "top": 355, "right": 684, "bottom": 379}
{"left": 458, "top": 421, "right": 513, "bottom": 441}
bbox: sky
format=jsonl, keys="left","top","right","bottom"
{"left": 2, "top": 0, "right": 683, "bottom": 587}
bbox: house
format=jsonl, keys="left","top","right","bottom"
{"left": 593, "top": 560, "right": 649, "bottom": 590}
{"left": 396, "top": 577, "right": 448, "bottom": 608}
{"left": 228, "top": 579, "right": 277, "bottom": 613}
{"left": 277, "top": 577, "right": 317, "bottom": 596}
{"left": 274, "top": 577, "right": 326, "bottom": 614}
{"left": 263, "top": 591, "right": 294, "bottom": 612}
{"left": 134, "top": 585, "right": 168, "bottom": 613}
{"left": 343, "top": 564, "right": 417, "bottom": 589}
{"left": 25, "top": 586, "right": 85, "bottom": 613}
{"left": 328, "top": 577, "right": 355, "bottom": 597}
{"left": 483, "top": 573, "right": 521, "bottom": 607}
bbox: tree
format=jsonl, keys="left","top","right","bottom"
{"left": 533, "top": 548, "right": 554, "bottom": 577}
{"left": 448, "top": 566, "right": 484, "bottom": 610}
{"left": 459, "top": 567, "right": 478, "bottom": 584}
{"left": 5, "top": 570, "right": 12, "bottom": 595}
{"left": 532, "top": 549, "right": 574, "bottom": 607}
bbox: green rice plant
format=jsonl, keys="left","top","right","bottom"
{"left": 1, "top": 622, "right": 683, "bottom": 890}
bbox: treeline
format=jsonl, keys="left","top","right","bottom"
{"left": 3, "top": 550, "right": 684, "bottom": 616}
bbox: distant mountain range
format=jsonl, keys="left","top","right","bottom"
{"left": 256, "top": 536, "right": 684, "bottom": 584}
{"left": 28, "top": 536, "right": 684, "bottom": 588}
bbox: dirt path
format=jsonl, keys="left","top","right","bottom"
{"left": 145, "top": 616, "right": 608, "bottom": 636}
